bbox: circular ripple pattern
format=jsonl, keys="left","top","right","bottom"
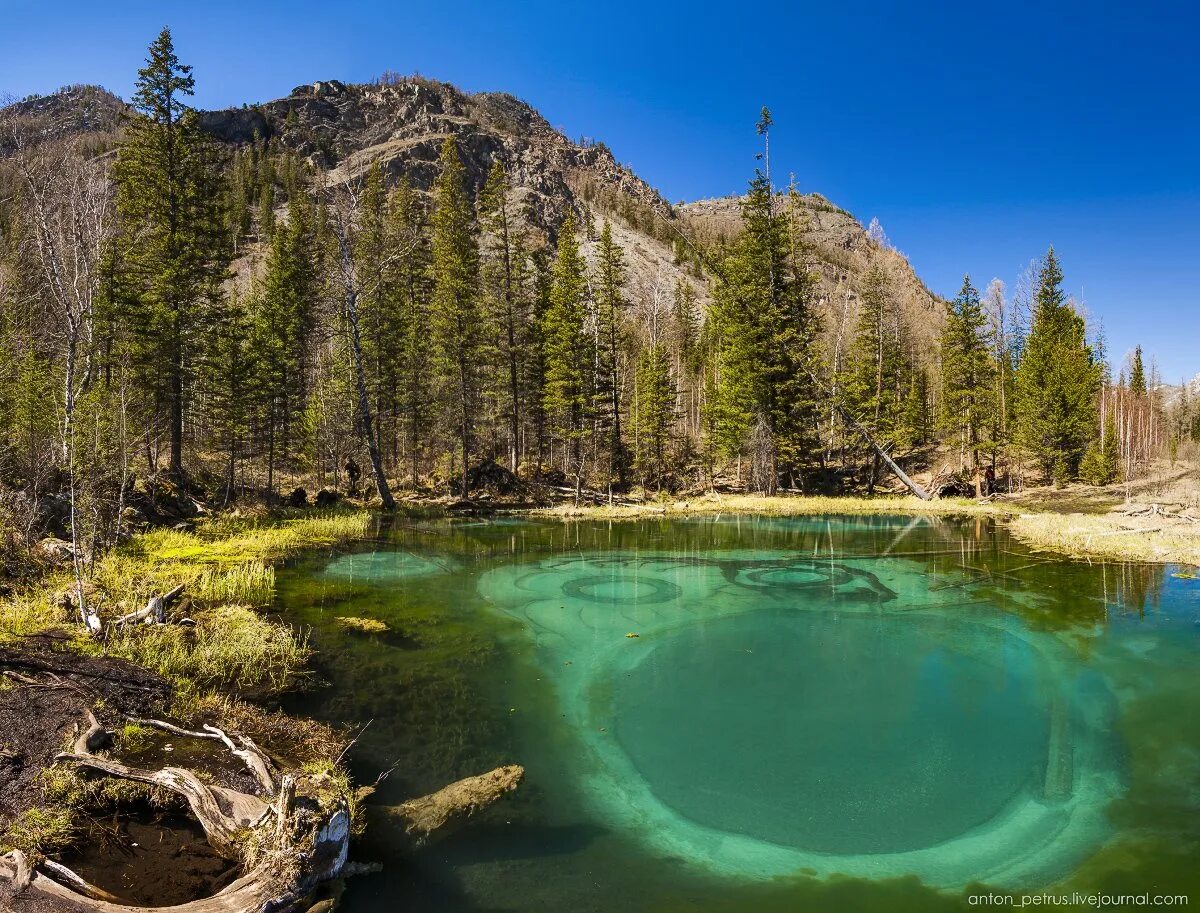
{"left": 561, "top": 573, "right": 683, "bottom": 605}
{"left": 734, "top": 563, "right": 854, "bottom": 589}
{"left": 614, "top": 610, "right": 1050, "bottom": 855}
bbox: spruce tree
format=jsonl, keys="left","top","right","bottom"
{"left": 389, "top": 180, "right": 434, "bottom": 487}
{"left": 479, "top": 160, "right": 526, "bottom": 473}
{"left": 253, "top": 194, "right": 318, "bottom": 493}
{"left": 940, "top": 275, "right": 993, "bottom": 474}
{"left": 1129, "top": 345, "right": 1147, "bottom": 396}
{"left": 1014, "top": 248, "right": 1101, "bottom": 483}
{"left": 710, "top": 170, "right": 821, "bottom": 492}
{"left": 430, "top": 137, "right": 483, "bottom": 499}
{"left": 111, "top": 27, "right": 230, "bottom": 478}
{"left": 632, "top": 342, "right": 676, "bottom": 492}
{"left": 593, "top": 221, "right": 629, "bottom": 495}
{"left": 543, "top": 213, "right": 593, "bottom": 500}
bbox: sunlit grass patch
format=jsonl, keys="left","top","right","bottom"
{"left": 536, "top": 493, "right": 1007, "bottom": 520}
{"left": 1008, "top": 513, "right": 1200, "bottom": 565}
{"left": 107, "top": 604, "right": 310, "bottom": 692}
{"left": 0, "top": 806, "right": 75, "bottom": 856}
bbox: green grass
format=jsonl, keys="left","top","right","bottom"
{"left": 0, "top": 509, "right": 370, "bottom": 859}
{"left": 0, "top": 510, "right": 371, "bottom": 691}
{"left": 107, "top": 603, "right": 312, "bottom": 692}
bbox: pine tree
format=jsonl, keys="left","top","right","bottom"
{"left": 1014, "top": 248, "right": 1101, "bottom": 483}
{"left": 479, "top": 160, "right": 527, "bottom": 473}
{"left": 430, "top": 137, "right": 483, "bottom": 499}
{"left": 1080, "top": 422, "right": 1120, "bottom": 485}
{"left": 543, "top": 213, "right": 593, "bottom": 500}
{"left": 843, "top": 267, "right": 903, "bottom": 435}
{"left": 389, "top": 180, "right": 434, "bottom": 487}
{"left": 1129, "top": 345, "right": 1147, "bottom": 396}
{"left": 355, "top": 163, "right": 406, "bottom": 472}
{"left": 253, "top": 194, "right": 318, "bottom": 494}
{"left": 710, "top": 170, "right": 821, "bottom": 492}
{"left": 111, "top": 27, "right": 230, "bottom": 478}
{"left": 940, "top": 275, "right": 993, "bottom": 475}
{"left": 593, "top": 221, "right": 629, "bottom": 495}
{"left": 632, "top": 342, "right": 676, "bottom": 491}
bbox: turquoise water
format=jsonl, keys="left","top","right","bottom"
{"left": 275, "top": 515, "right": 1200, "bottom": 912}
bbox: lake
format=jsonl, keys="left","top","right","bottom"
{"left": 275, "top": 514, "right": 1200, "bottom": 912}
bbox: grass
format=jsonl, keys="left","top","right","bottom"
{"left": 107, "top": 603, "right": 312, "bottom": 692}
{"left": 0, "top": 510, "right": 369, "bottom": 858}
{"left": 1007, "top": 512, "right": 1200, "bottom": 565}
{"left": 0, "top": 509, "right": 372, "bottom": 691}
{"left": 533, "top": 492, "right": 1008, "bottom": 520}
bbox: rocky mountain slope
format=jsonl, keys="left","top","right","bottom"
{"left": 3, "top": 77, "right": 944, "bottom": 351}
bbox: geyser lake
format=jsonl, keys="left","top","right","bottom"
{"left": 275, "top": 514, "right": 1200, "bottom": 912}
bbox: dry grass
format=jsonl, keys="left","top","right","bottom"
{"left": 534, "top": 492, "right": 1008, "bottom": 521}
{"left": 1007, "top": 512, "right": 1200, "bottom": 565}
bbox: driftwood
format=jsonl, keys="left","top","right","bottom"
{"left": 109, "top": 584, "right": 186, "bottom": 629}
{"left": 1, "top": 709, "right": 523, "bottom": 913}
{"left": 379, "top": 764, "right": 525, "bottom": 850}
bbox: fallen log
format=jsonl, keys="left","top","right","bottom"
{"left": 109, "top": 584, "right": 186, "bottom": 629}
{"left": 376, "top": 764, "right": 525, "bottom": 850}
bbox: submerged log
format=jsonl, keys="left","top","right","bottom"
{"left": 377, "top": 764, "right": 525, "bottom": 850}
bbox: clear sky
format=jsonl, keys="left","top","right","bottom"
{"left": 4, "top": 0, "right": 1197, "bottom": 381}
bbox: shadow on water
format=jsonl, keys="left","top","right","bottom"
{"left": 272, "top": 513, "right": 1199, "bottom": 913}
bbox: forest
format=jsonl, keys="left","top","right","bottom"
{"left": 1, "top": 29, "right": 1196, "bottom": 572}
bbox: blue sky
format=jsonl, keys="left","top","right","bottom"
{"left": 4, "top": 0, "right": 1198, "bottom": 381}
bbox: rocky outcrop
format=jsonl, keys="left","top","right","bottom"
{"left": 3, "top": 76, "right": 942, "bottom": 348}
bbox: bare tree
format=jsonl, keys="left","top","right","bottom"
{"left": 323, "top": 178, "right": 398, "bottom": 510}
{"left": 9, "top": 123, "right": 113, "bottom": 633}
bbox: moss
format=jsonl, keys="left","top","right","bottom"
{"left": 0, "top": 806, "right": 75, "bottom": 856}
{"left": 335, "top": 615, "right": 390, "bottom": 634}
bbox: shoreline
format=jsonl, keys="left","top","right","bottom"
{"left": 508, "top": 492, "right": 1199, "bottom": 567}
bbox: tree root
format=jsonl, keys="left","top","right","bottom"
{"left": 1, "top": 708, "right": 523, "bottom": 912}
{"left": 127, "top": 716, "right": 277, "bottom": 793}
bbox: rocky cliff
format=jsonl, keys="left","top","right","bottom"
{"left": 4, "top": 76, "right": 944, "bottom": 347}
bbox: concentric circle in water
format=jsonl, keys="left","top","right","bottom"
{"left": 322, "top": 550, "right": 456, "bottom": 582}
{"left": 562, "top": 573, "right": 682, "bottom": 605}
{"left": 734, "top": 563, "right": 852, "bottom": 589}
{"left": 614, "top": 611, "right": 1050, "bottom": 855}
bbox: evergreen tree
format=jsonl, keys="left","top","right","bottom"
{"left": 940, "top": 275, "right": 993, "bottom": 474}
{"left": 253, "top": 194, "right": 318, "bottom": 493}
{"left": 1129, "top": 345, "right": 1147, "bottom": 396}
{"left": 388, "top": 179, "right": 435, "bottom": 486}
{"left": 632, "top": 342, "right": 676, "bottom": 491}
{"left": 430, "top": 137, "right": 483, "bottom": 498}
{"left": 1014, "top": 248, "right": 1101, "bottom": 483}
{"left": 111, "top": 27, "right": 230, "bottom": 477}
{"left": 479, "top": 159, "right": 527, "bottom": 473}
{"left": 543, "top": 213, "right": 593, "bottom": 499}
{"left": 1080, "top": 422, "right": 1120, "bottom": 486}
{"left": 710, "top": 170, "right": 821, "bottom": 492}
{"left": 593, "top": 221, "right": 629, "bottom": 495}
{"left": 843, "top": 267, "right": 904, "bottom": 439}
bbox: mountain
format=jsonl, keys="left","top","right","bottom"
{"left": 1159, "top": 372, "right": 1200, "bottom": 408}
{"left": 3, "top": 76, "right": 944, "bottom": 353}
